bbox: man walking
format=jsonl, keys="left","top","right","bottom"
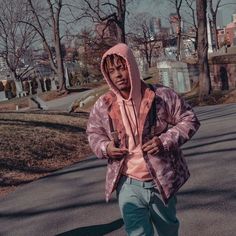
{"left": 87, "top": 43, "right": 200, "bottom": 236}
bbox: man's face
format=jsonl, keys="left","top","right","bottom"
{"left": 106, "top": 58, "right": 131, "bottom": 96}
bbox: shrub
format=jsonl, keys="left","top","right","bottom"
{"left": 10, "top": 81, "right": 17, "bottom": 97}
{"left": 31, "top": 77, "right": 38, "bottom": 94}
{"left": 39, "top": 78, "right": 46, "bottom": 92}
{"left": 23, "top": 81, "right": 30, "bottom": 95}
{"left": 4, "top": 81, "right": 13, "bottom": 98}
{"left": 0, "top": 81, "right": 4, "bottom": 91}
{"left": 45, "top": 78, "right": 51, "bottom": 91}
{"left": 4, "top": 80, "right": 11, "bottom": 91}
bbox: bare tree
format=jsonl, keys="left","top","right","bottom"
{"left": 208, "top": 0, "right": 221, "bottom": 50}
{"left": 196, "top": 0, "right": 211, "bottom": 99}
{"left": 185, "top": 0, "right": 198, "bottom": 50}
{"left": 0, "top": 0, "right": 37, "bottom": 83}
{"left": 208, "top": 0, "right": 236, "bottom": 50}
{"left": 129, "top": 13, "right": 161, "bottom": 67}
{"left": 81, "top": 0, "right": 127, "bottom": 43}
{"left": 23, "top": 0, "right": 74, "bottom": 91}
{"left": 78, "top": 27, "right": 114, "bottom": 72}
{"left": 168, "top": 0, "right": 183, "bottom": 61}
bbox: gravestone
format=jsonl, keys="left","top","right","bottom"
{"left": 51, "top": 79, "right": 57, "bottom": 90}
{"left": 43, "top": 78, "right": 47, "bottom": 91}
{"left": 0, "top": 91, "right": 7, "bottom": 101}
{"left": 36, "top": 78, "right": 43, "bottom": 94}
{"left": 64, "top": 65, "right": 71, "bottom": 88}
{"left": 142, "top": 63, "right": 149, "bottom": 78}
{"left": 157, "top": 61, "right": 172, "bottom": 87}
{"left": 15, "top": 80, "right": 24, "bottom": 97}
{"left": 157, "top": 61, "right": 191, "bottom": 93}
{"left": 172, "top": 62, "right": 191, "bottom": 93}
{"left": 29, "top": 82, "right": 32, "bottom": 95}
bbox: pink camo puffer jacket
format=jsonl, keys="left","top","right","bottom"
{"left": 86, "top": 83, "right": 200, "bottom": 204}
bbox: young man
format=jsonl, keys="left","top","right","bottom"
{"left": 87, "top": 43, "right": 200, "bottom": 236}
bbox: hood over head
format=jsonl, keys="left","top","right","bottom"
{"left": 101, "top": 43, "right": 141, "bottom": 102}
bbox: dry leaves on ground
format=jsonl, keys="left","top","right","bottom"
{"left": 0, "top": 111, "right": 92, "bottom": 198}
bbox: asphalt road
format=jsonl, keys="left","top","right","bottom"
{"left": 0, "top": 103, "right": 235, "bottom": 236}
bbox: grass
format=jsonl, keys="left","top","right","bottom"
{"left": 0, "top": 91, "right": 66, "bottom": 111}
{"left": 0, "top": 111, "right": 92, "bottom": 198}
{"left": 0, "top": 96, "right": 29, "bottom": 111}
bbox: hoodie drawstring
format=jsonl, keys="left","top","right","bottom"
{"left": 122, "top": 99, "right": 139, "bottom": 147}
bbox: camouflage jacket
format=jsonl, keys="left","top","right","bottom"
{"left": 86, "top": 83, "right": 200, "bottom": 204}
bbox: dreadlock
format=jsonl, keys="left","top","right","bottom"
{"left": 103, "top": 54, "right": 127, "bottom": 76}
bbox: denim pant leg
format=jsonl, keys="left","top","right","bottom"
{"left": 149, "top": 189, "right": 179, "bottom": 236}
{"left": 117, "top": 183, "right": 154, "bottom": 236}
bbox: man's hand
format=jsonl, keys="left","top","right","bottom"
{"left": 107, "top": 140, "right": 129, "bottom": 159}
{"left": 107, "top": 140, "right": 128, "bottom": 159}
{"left": 142, "top": 136, "right": 164, "bottom": 155}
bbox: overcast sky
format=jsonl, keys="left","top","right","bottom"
{"left": 132, "top": 0, "right": 236, "bottom": 27}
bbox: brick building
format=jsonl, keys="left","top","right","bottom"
{"left": 217, "top": 12, "right": 236, "bottom": 47}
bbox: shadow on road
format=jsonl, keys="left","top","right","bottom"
{"left": 177, "top": 187, "right": 236, "bottom": 212}
{"left": 67, "top": 87, "right": 91, "bottom": 93}
{"left": 183, "top": 137, "right": 236, "bottom": 151}
{"left": 187, "top": 131, "right": 236, "bottom": 141}
{"left": 56, "top": 218, "right": 124, "bottom": 236}
{"left": 198, "top": 111, "right": 236, "bottom": 122}
{"left": 0, "top": 199, "right": 118, "bottom": 218}
{"left": 43, "top": 161, "right": 107, "bottom": 179}
{"left": 184, "top": 147, "right": 236, "bottom": 157}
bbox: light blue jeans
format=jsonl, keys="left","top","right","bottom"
{"left": 117, "top": 176, "right": 179, "bottom": 236}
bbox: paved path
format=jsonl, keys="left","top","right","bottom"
{"left": 0, "top": 103, "right": 236, "bottom": 236}
{"left": 44, "top": 85, "right": 107, "bottom": 111}
{"left": 45, "top": 89, "right": 94, "bottom": 111}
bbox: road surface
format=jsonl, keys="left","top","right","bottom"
{"left": 0, "top": 103, "right": 235, "bottom": 236}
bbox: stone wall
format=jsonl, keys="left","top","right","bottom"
{"left": 209, "top": 54, "right": 236, "bottom": 90}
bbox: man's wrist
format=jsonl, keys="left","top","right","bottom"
{"left": 101, "top": 141, "right": 110, "bottom": 158}
{"left": 158, "top": 136, "right": 168, "bottom": 152}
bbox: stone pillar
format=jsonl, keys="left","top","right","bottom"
{"left": 15, "top": 80, "right": 23, "bottom": 97}
{"left": 29, "top": 81, "right": 32, "bottom": 95}
{"left": 64, "top": 64, "right": 71, "bottom": 88}
{"left": 36, "top": 78, "right": 42, "bottom": 94}
{"left": 51, "top": 79, "right": 57, "bottom": 91}
{"left": 157, "top": 61, "right": 172, "bottom": 88}
{"left": 43, "top": 78, "right": 47, "bottom": 91}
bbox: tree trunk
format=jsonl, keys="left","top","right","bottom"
{"left": 53, "top": 3, "right": 66, "bottom": 91}
{"left": 196, "top": 0, "right": 211, "bottom": 100}
{"left": 55, "top": 38, "right": 66, "bottom": 91}
{"left": 120, "top": 23, "right": 126, "bottom": 43}
{"left": 212, "top": 15, "right": 219, "bottom": 50}
{"left": 175, "top": 0, "right": 182, "bottom": 61}
{"left": 176, "top": 19, "right": 181, "bottom": 61}
{"left": 116, "top": 0, "right": 126, "bottom": 43}
{"left": 116, "top": 21, "right": 126, "bottom": 43}
{"left": 195, "top": 29, "right": 198, "bottom": 51}
{"left": 176, "top": 32, "right": 181, "bottom": 61}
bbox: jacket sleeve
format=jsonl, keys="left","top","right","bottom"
{"left": 86, "top": 98, "right": 111, "bottom": 159}
{"left": 158, "top": 88, "right": 200, "bottom": 152}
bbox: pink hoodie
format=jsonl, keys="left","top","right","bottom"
{"left": 101, "top": 43, "right": 151, "bottom": 180}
